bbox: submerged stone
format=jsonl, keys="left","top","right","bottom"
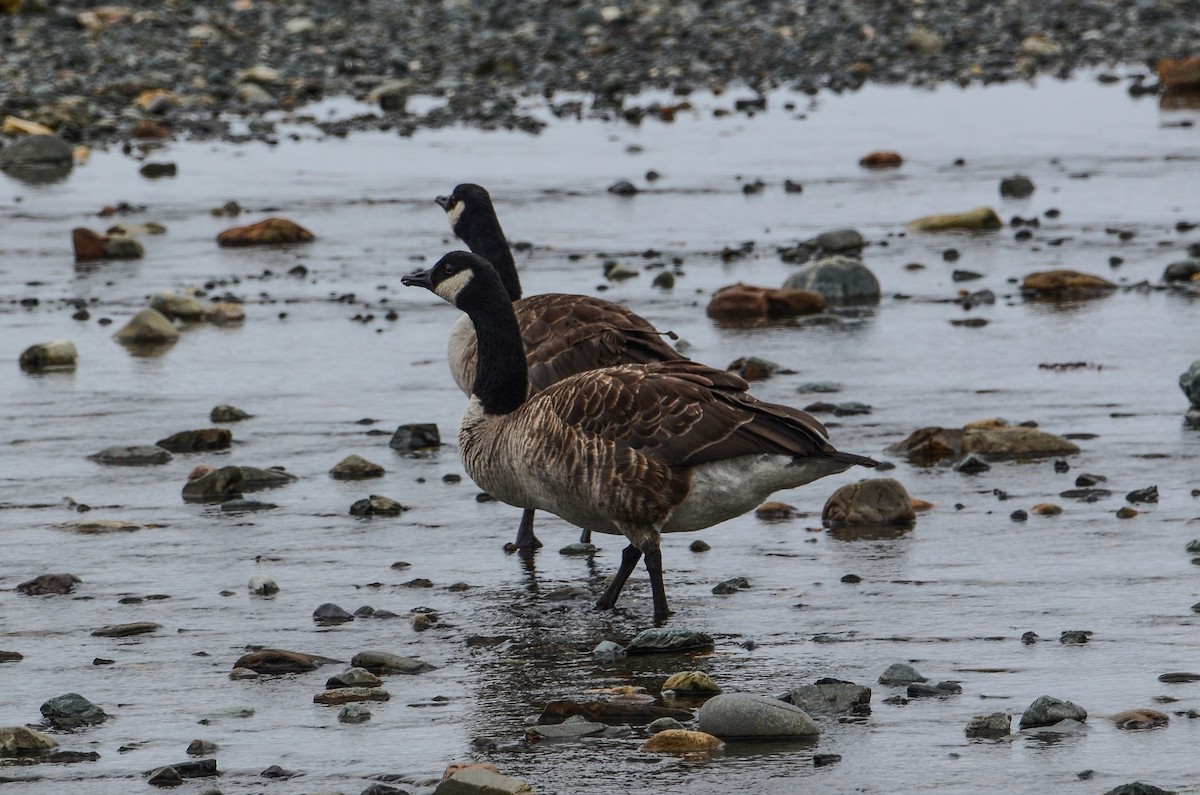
{"left": 697, "top": 693, "right": 818, "bottom": 739}
{"left": 625, "top": 628, "right": 714, "bottom": 655}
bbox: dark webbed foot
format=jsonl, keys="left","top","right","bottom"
{"left": 505, "top": 508, "right": 543, "bottom": 552}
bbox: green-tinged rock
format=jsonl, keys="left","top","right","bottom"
{"left": 40, "top": 693, "right": 107, "bottom": 729}
{"left": 1019, "top": 695, "right": 1087, "bottom": 728}
{"left": 149, "top": 292, "right": 207, "bottom": 321}
{"left": 782, "top": 255, "right": 880, "bottom": 305}
{"left": 662, "top": 671, "right": 721, "bottom": 693}
{"left": 962, "top": 426, "right": 1080, "bottom": 458}
{"left": 112, "top": 308, "right": 179, "bottom": 344}
{"left": 625, "top": 628, "right": 714, "bottom": 655}
{"left": 350, "top": 650, "right": 435, "bottom": 674}
{"left": 19, "top": 339, "right": 77, "bottom": 371}
{"left": 907, "top": 207, "right": 1002, "bottom": 232}
{"left": 0, "top": 726, "right": 59, "bottom": 756}
{"left": 88, "top": 445, "right": 172, "bottom": 466}
{"left": 433, "top": 767, "right": 533, "bottom": 795}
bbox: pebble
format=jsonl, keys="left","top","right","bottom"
{"left": 19, "top": 339, "right": 77, "bottom": 371}
{"left": 146, "top": 766, "right": 184, "bottom": 787}
{"left": 879, "top": 663, "right": 926, "bottom": 685}
{"left": 338, "top": 703, "right": 372, "bottom": 724}
{"left": 689, "top": 540, "right": 711, "bottom": 552}
{"left": 640, "top": 728, "right": 724, "bottom": 753}
{"left": 965, "top": 712, "right": 1012, "bottom": 738}
{"left": 822, "top": 478, "right": 916, "bottom": 526}
{"left": 859, "top": 150, "right": 903, "bottom": 169}
{"left": 330, "top": 454, "right": 386, "bottom": 480}
{"left": 186, "top": 740, "right": 217, "bottom": 756}
{"left": 88, "top": 445, "right": 172, "bottom": 466}
{"left": 755, "top": 501, "right": 796, "bottom": 520}
{"left": 1126, "top": 485, "right": 1158, "bottom": 504}
{"left": 112, "top": 307, "right": 179, "bottom": 344}
{"left": 389, "top": 423, "right": 441, "bottom": 451}
{"left": 954, "top": 454, "right": 991, "bottom": 474}
{"left": 1031, "top": 503, "right": 1063, "bottom": 516}
{"left": 697, "top": 693, "right": 818, "bottom": 739}
{"left": 139, "top": 162, "right": 177, "bottom": 178}
{"left": 607, "top": 180, "right": 638, "bottom": 196}
{"left": 999, "top": 175, "right": 1036, "bottom": 198}
{"left": 780, "top": 679, "right": 872, "bottom": 716}
{"left": 1019, "top": 695, "right": 1087, "bottom": 728}
{"left": 625, "top": 628, "right": 714, "bottom": 655}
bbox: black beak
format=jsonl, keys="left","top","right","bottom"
{"left": 434, "top": 195, "right": 451, "bottom": 210}
{"left": 401, "top": 268, "right": 434, "bottom": 290}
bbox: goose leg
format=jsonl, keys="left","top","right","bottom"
{"left": 578, "top": 527, "right": 592, "bottom": 545}
{"left": 643, "top": 547, "right": 670, "bottom": 620}
{"left": 508, "top": 509, "right": 542, "bottom": 551}
{"left": 596, "top": 543, "right": 642, "bottom": 611}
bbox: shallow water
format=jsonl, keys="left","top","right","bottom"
{"left": 2, "top": 76, "right": 1199, "bottom": 794}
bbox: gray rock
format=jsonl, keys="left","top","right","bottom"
{"left": 330, "top": 454, "right": 385, "bottom": 480}
{"left": 349, "top": 495, "right": 407, "bottom": 517}
{"left": 795, "top": 381, "right": 842, "bottom": 394}
{"left": 814, "top": 228, "right": 865, "bottom": 254}
{"left": 313, "top": 603, "right": 354, "bottom": 623}
{"left": 149, "top": 292, "right": 206, "bottom": 320}
{"left": 147, "top": 758, "right": 218, "bottom": 779}
{"left": 999, "top": 175, "right": 1036, "bottom": 198}
{"left": 965, "top": 712, "right": 1012, "bottom": 738}
{"left": 186, "top": 739, "right": 217, "bottom": 756}
{"left": 607, "top": 179, "right": 638, "bottom": 196}
{"left": 434, "top": 767, "right": 533, "bottom": 795}
{"left": 907, "top": 680, "right": 962, "bottom": 697}
{"left": 1163, "top": 260, "right": 1200, "bottom": 283}
{"left": 338, "top": 703, "right": 372, "bottom": 724}
{"left": 17, "top": 573, "right": 81, "bottom": 595}
{"left": 40, "top": 693, "right": 108, "bottom": 729}
{"left": 248, "top": 575, "right": 279, "bottom": 596}
{"left": 157, "top": 428, "right": 231, "bottom": 452}
{"left": 182, "top": 465, "right": 297, "bottom": 502}
{"left": 350, "top": 650, "right": 435, "bottom": 675}
{"left": 647, "top": 717, "right": 686, "bottom": 733}
{"left": 625, "top": 628, "right": 714, "bottom": 655}
{"left": 0, "top": 725, "right": 59, "bottom": 756}
{"left": 146, "top": 766, "right": 183, "bottom": 787}
{"left": 389, "top": 423, "right": 440, "bottom": 451}
{"left": 88, "top": 445, "right": 172, "bottom": 466}
{"left": 1019, "top": 695, "right": 1087, "bottom": 728}
{"left": 697, "top": 693, "right": 819, "bottom": 739}
{"left": 327, "top": 667, "right": 383, "bottom": 688}
{"left": 0, "top": 134, "right": 73, "bottom": 166}
{"left": 879, "top": 663, "right": 926, "bottom": 685}
{"left": 780, "top": 680, "right": 872, "bottom": 716}
{"left": 19, "top": 339, "right": 77, "bottom": 371}
{"left": 954, "top": 454, "right": 991, "bottom": 474}
{"left": 712, "top": 576, "right": 750, "bottom": 595}
{"left": 112, "top": 307, "right": 179, "bottom": 344}
{"left": 527, "top": 714, "right": 606, "bottom": 739}
{"left": 783, "top": 255, "right": 880, "bottom": 305}
{"left": 823, "top": 479, "right": 916, "bottom": 526}
{"left": 592, "top": 640, "right": 625, "bottom": 658}
{"left": 1103, "top": 784, "right": 1177, "bottom": 795}
{"left": 559, "top": 542, "right": 596, "bottom": 555}
{"left": 210, "top": 404, "right": 251, "bottom": 422}
{"left": 1180, "top": 360, "right": 1200, "bottom": 408}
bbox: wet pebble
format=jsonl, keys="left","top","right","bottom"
{"left": 965, "top": 712, "right": 1011, "bottom": 738}
{"left": 908, "top": 207, "right": 1001, "bottom": 232}
{"left": 18, "top": 339, "right": 77, "bottom": 371}
{"left": 783, "top": 255, "right": 880, "bottom": 305}
{"left": 1019, "top": 695, "right": 1087, "bottom": 728}
{"left": 91, "top": 622, "right": 160, "bottom": 637}
{"left": 1103, "top": 785, "right": 1176, "bottom": 795}
{"left": 822, "top": 478, "right": 915, "bottom": 526}
{"left": 339, "top": 703, "right": 372, "bottom": 724}
{"left": 349, "top": 495, "right": 407, "bottom": 517}
{"left": 662, "top": 671, "right": 721, "bottom": 694}
{"left": 350, "top": 650, "right": 435, "bottom": 674}
{"left": 999, "top": 175, "right": 1035, "bottom": 198}
{"left": 157, "top": 428, "right": 231, "bottom": 453}
{"left": 314, "top": 686, "right": 390, "bottom": 705}
{"left": 139, "top": 162, "right": 177, "bottom": 178}
{"left": 640, "top": 728, "right": 724, "bottom": 753}
{"left": 1060, "top": 630, "right": 1091, "bottom": 644}
{"left": 755, "top": 501, "right": 796, "bottom": 520}
{"left": 625, "top": 628, "right": 714, "bottom": 655}
{"left": 527, "top": 715, "right": 606, "bottom": 740}
{"left": 331, "top": 454, "right": 386, "bottom": 480}
{"left": 1111, "top": 708, "right": 1168, "bottom": 730}
{"left": 1156, "top": 672, "right": 1200, "bottom": 684}
{"left": 689, "top": 539, "right": 711, "bottom": 552}
{"left": 559, "top": 542, "right": 596, "bottom": 555}
{"left": 233, "top": 648, "right": 336, "bottom": 674}
{"left": 313, "top": 603, "right": 355, "bottom": 624}
{"left": 879, "top": 663, "right": 926, "bottom": 685}
{"left": 434, "top": 767, "right": 532, "bottom": 794}
{"left": 712, "top": 577, "right": 750, "bottom": 595}
{"left": 112, "top": 307, "right": 179, "bottom": 344}
{"left": 40, "top": 693, "right": 108, "bottom": 729}
{"left": 607, "top": 180, "right": 638, "bottom": 196}
{"left": 1126, "top": 485, "right": 1158, "bottom": 504}
{"left": 954, "top": 454, "right": 991, "bottom": 474}
{"left": 907, "top": 681, "right": 962, "bottom": 698}
{"left": 779, "top": 679, "right": 871, "bottom": 716}
{"left": 697, "top": 693, "right": 818, "bottom": 739}
{"left": 186, "top": 740, "right": 217, "bottom": 756}
{"left": 146, "top": 766, "right": 184, "bottom": 787}
{"left": 389, "top": 423, "right": 441, "bottom": 451}
{"left": 210, "top": 404, "right": 251, "bottom": 422}
{"left": 216, "top": 217, "right": 313, "bottom": 247}
{"left": 88, "top": 445, "right": 172, "bottom": 466}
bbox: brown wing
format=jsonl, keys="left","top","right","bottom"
{"left": 531, "top": 360, "right": 870, "bottom": 469}
{"left": 512, "top": 294, "right": 684, "bottom": 393}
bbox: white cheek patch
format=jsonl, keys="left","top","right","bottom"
{"left": 445, "top": 201, "right": 465, "bottom": 233}
{"left": 434, "top": 268, "right": 473, "bottom": 304}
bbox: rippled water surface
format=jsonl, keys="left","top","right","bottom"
{"left": 2, "top": 77, "right": 1199, "bottom": 794}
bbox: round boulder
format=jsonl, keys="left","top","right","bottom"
{"left": 697, "top": 693, "right": 818, "bottom": 739}
{"left": 19, "top": 340, "right": 77, "bottom": 372}
{"left": 1019, "top": 695, "right": 1087, "bottom": 729}
{"left": 823, "top": 478, "right": 916, "bottom": 526}
{"left": 640, "top": 729, "right": 725, "bottom": 753}
{"left": 112, "top": 308, "right": 179, "bottom": 344}
{"left": 783, "top": 255, "right": 880, "bottom": 305}
{"left": 1180, "top": 360, "right": 1200, "bottom": 408}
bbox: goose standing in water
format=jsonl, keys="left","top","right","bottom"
{"left": 403, "top": 251, "right": 878, "bottom": 620}
{"left": 434, "top": 183, "right": 686, "bottom": 551}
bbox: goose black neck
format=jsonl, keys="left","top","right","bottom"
{"left": 465, "top": 280, "right": 528, "bottom": 415}
{"left": 457, "top": 207, "right": 523, "bottom": 302}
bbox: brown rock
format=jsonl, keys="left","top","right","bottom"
{"left": 962, "top": 426, "right": 1080, "bottom": 458}
{"left": 131, "top": 119, "right": 171, "bottom": 139}
{"left": 539, "top": 698, "right": 692, "bottom": 725}
{"left": 1157, "top": 56, "right": 1200, "bottom": 89}
{"left": 706, "top": 283, "right": 825, "bottom": 320}
{"left": 822, "top": 478, "right": 916, "bottom": 526}
{"left": 662, "top": 671, "right": 721, "bottom": 693}
{"left": 1116, "top": 506, "right": 1138, "bottom": 519}
{"left": 1031, "top": 503, "right": 1063, "bottom": 516}
{"left": 19, "top": 340, "right": 77, "bottom": 371}
{"left": 885, "top": 427, "right": 965, "bottom": 463}
{"left": 0, "top": 650, "right": 24, "bottom": 663}
{"left": 1022, "top": 269, "right": 1117, "bottom": 297}
{"left": 205, "top": 302, "right": 245, "bottom": 325}
{"left": 233, "top": 648, "right": 338, "bottom": 674}
{"left": 17, "top": 573, "right": 81, "bottom": 595}
{"left": 2, "top": 116, "right": 54, "bottom": 135}
{"left": 907, "top": 207, "right": 1003, "bottom": 232}
{"left": 911, "top": 498, "right": 935, "bottom": 512}
{"left": 312, "top": 687, "right": 390, "bottom": 705}
{"left": 188, "top": 464, "right": 215, "bottom": 481}
{"left": 0, "top": 726, "right": 59, "bottom": 756}
{"left": 217, "top": 217, "right": 314, "bottom": 247}
{"left": 641, "top": 729, "right": 725, "bottom": 753}
{"left": 72, "top": 227, "right": 143, "bottom": 261}
{"left": 859, "top": 151, "right": 903, "bottom": 169}
{"left": 91, "top": 622, "right": 161, "bottom": 637}
{"left": 755, "top": 501, "right": 796, "bottom": 521}
{"left": 112, "top": 308, "right": 179, "bottom": 344}
{"left": 330, "top": 454, "right": 385, "bottom": 480}
{"left": 1112, "top": 708, "right": 1169, "bottom": 730}
{"left": 157, "top": 428, "right": 232, "bottom": 453}
{"left": 442, "top": 763, "right": 500, "bottom": 782}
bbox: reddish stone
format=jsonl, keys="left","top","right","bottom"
{"left": 706, "top": 283, "right": 825, "bottom": 320}
{"left": 1157, "top": 56, "right": 1200, "bottom": 89}
{"left": 217, "top": 217, "right": 314, "bottom": 247}
{"left": 859, "top": 150, "right": 903, "bottom": 169}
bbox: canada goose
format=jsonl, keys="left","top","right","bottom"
{"left": 434, "top": 183, "right": 686, "bottom": 551}
{"left": 403, "top": 251, "right": 878, "bottom": 620}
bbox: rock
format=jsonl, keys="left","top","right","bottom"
{"left": 1060, "top": 630, "right": 1091, "bottom": 644}
{"left": 879, "top": 663, "right": 926, "bottom": 685}
{"left": 652, "top": 271, "right": 675, "bottom": 289}
{"left": 1021, "top": 34, "right": 1062, "bottom": 56}
{"left": 434, "top": 767, "right": 533, "bottom": 795}
{"left": 689, "top": 539, "right": 711, "bottom": 552}
{"left": 662, "top": 671, "right": 720, "bottom": 694}
{"left": 814, "top": 228, "right": 865, "bottom": 254}
{"left": 592, "top": 640, "right": 624, "bottom": 657}
{"left": 313, "top": 603, "right": 355, "bottom": 624}
{"left": 603, "top": 261, "right": 639, "bottom": 281}
{"left": 233, "top": 648, "right": 337, "bottom": 674}
{"left": 326, "top": 667, "right": 382, "bottom": 689}
{"left": 907, "top": 207, "right": 1002, "bottom": 232}
{"left": 149, "top": 292, "right": 207, "bottom": 321}
{"left": 0, "top": 725, "right": 59, "bottom": 756}
{"left": 442, "top": 763, "right": 500, "bottom": 783}
{"left": 370, "top": 80, "right": 410, "bottom": 112}
{"left": 1116, "top": 506, "right": 1139, "bottom": 519}
{"left": 1179, "top": 361, "right": 1200, "bottom": 407}
{"left": 559, "top": 542, "right": 596, "bottom": 555}
{"left": 112, "top": 308, "right": 179, "bottom": 344}
{"left": 1019, "top": 695, "right": 1087, "bottom": 728}
{"left": 727, "top": 356, "right": 784, "bottom": 380}
{"left": 248, "top": 576, "right": 278, "bottom": 596}
{"left": 91, "top": 622, "right": 160, "bottom": 638}
{"left": 965, "top": 712, "right": 1011, "bottom": 738}
{"left": 205, "top": 302, "right": 245, "bottom": 325}
{"left": 1163, "top": 260, "right": 1200, "bottom": 283}
{"left": 88, "top": 445, "right": 172, "bottom": 466}
{"left": 954, "top": 454, "right": 991, "bottom": 473}
{"left": 155, "top": 758, "right": 219, "bottom": 778}
{"left": 73, "top": 228, "right": 144, "bottom": 261}
{"left": 349, "top": 495, "right": 407, "bottom": 517}
{"left": 712, "top": 577, "right": 750, "bottom": 595}
{"left": 139, "top": 162, "right": 177, "bottom": 178}
{"left": 1103, "top": 784, "right": 1176, "bottom": 795}
{"left": 539, "top": 698, "right": 690, "bottom": 725}
{"left": 780, "top": 680, "right": 872, "bottom": 716}
{"left": 859, "top": 151, "right": 902, "bottom": 169}
{"left": 156, "top": 428, "right": 232, "bottom": 453}
{"left": 331, "top": 454, "right": 385, "bottom": 480}
{"left": 1032, "top": 503, "right": 1063, "bottom": 516}
{"left": 389, "top": 423, "right": 440, "bottom": 450}
{"left": 211, "top": 404, "right": 251, "bottom": 422}
{"left": 1126, "top": 486, "right": 1158, "bottom": 504}
{"left": 313, "top": 687, "right": 390, "bottom": 705}
{"left": 907, "top": 681, "right": 962, "bottom": 697}
{"left": 755, "top": 501, "right": 796, "bottom": 520}
{"left": 17, "top": 573, "right": 81, "bottom": 595}
{"left": 1158, "top": 672, "right": 1200, "bottom": 683}
{"left": 40, "top": 693, "right": 107, "bottom": 729}
{"left": 131, "top": 119, "right": 172, "bottom": 139}
{"left": 146, "top": 766, "right": 183, "bottom": 787}
{"left": 0, "top": 650, "right": 24, "bottom": 663}
{"left": 19, "top": 340, "right": 77, "bottom": 371}
{"left": 782, "top": 255, "right": 880, "bottom": 305}
{"left": 625, "top": 628, "right": 714, "bottom": 655}
{"left": 350, "top": 650, "right": 435, "bottom": 675}
{"left": 886, "top": 427, "right": 965, "bottom": 463}
{"left": 182, "top": 465, "right": 297, "bottom": 502}
{"left": 607, "top": 180, "right": 638, "bottom": 196}
{"left": 697, "top": 693, "right": 818, "bottom": 739}
{"left": 2, "top": 116, "right": 55, "bottom": 136}
{"left": 962, "top": 426, "right": 1080, "bottom": 458}
{"left": 641, "top": 729, "right": 724, "bottom": 753}
{"left": 334, "top": 708, "right": 378, "bottom": 734}
{"left": 1112, "top": 708, "right": 1169, "bottom": 730}
{"left": 647, "top": 717, "right": 686, "bottom": 733}
{"left": 822, "top": 479, "right": 915, "bottom": 526}
{"left": 527, "top": 715, "right": 607, "bottom": 740}
{"left": 999, "top": 175, "right": 1036, "bottom": 198}
{"left": 904, "top": 26, "right": 944, "bottom": 53}
{"left": 706, "top": 283, "right": 825, "bottom": 320}
{"left": 236, "top": 83, "right": 276, "bottom": 107}
{"left": 0, "top": 134, "right": 72, "bottom": 166}
{"left": 1158, "top": 55, "right": 1200, "bottom": 89}
{"left": 186, "top": 740, "right": 217, "bottom": 756}
{"left": 1022, "top": 270, "right": 1117, "bottom": 297}
{"left": 216, "top": 217, "right": 313, "bottom": 246}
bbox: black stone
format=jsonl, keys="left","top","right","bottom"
{"left": 389, "top": 423, "right": 440, "bottom": 450}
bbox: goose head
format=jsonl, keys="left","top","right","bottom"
{"left": 434, "top": 183, "right": 494, "bottom": 239}
{"left": 402, "top": 250, "right": 502, "bottom": 310}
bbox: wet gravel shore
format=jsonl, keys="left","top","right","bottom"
{"left": 3, "top": 0, "right": 1200, "bottom": 145}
